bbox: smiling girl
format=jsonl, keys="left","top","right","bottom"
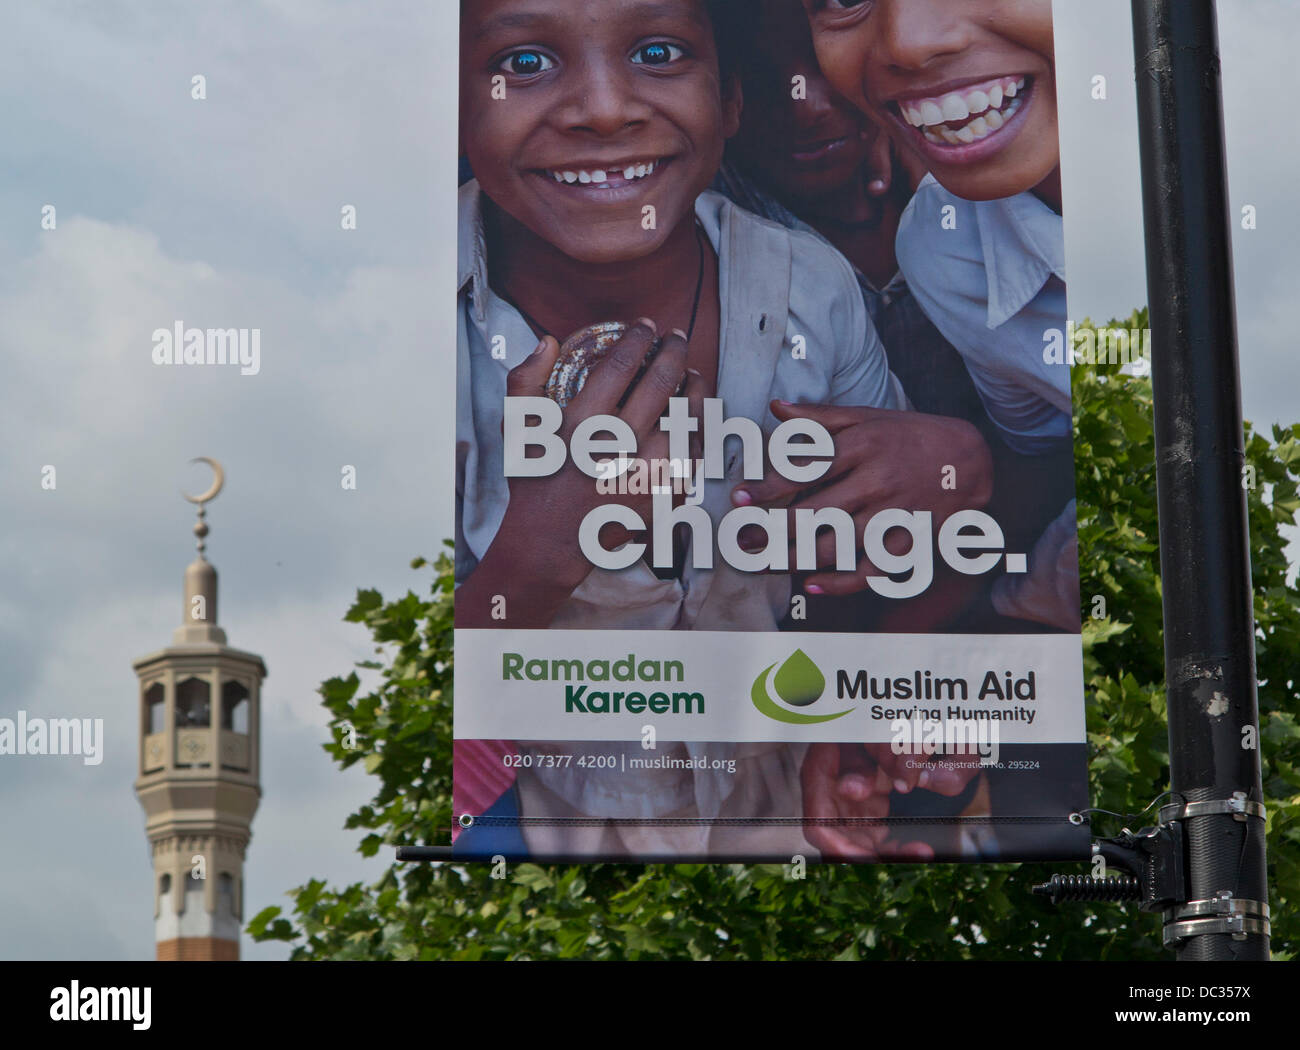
{"left": 804, "top": 0, "right": 1079, "bottom": 633}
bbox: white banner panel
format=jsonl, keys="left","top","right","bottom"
{"left": 456, "top": 629, "right": 1084, "bottom": 744}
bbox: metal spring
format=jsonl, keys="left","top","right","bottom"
{"left": 1032, "top": 874, "right": 1142, "bottom": 904}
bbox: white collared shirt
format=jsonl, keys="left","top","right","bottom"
{"left": 896, "top": 175, "right": 1070, "bottom": 454}
{"left": 456, "top": 181, "right": 907, "bottom": 632}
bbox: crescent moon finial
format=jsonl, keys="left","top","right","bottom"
{"left": 182, "top": 457, "right": 225, "bottom": 506}
{"left": 181, "top": 458, "right": 225, "bottom": 559}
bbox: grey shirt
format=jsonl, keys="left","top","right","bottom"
{"left": 456, "top": 181, "right": 907, "bottom": 631}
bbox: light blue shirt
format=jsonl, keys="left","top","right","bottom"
{"left": 896, "top": 175, "right": 1070, "bottom": 454}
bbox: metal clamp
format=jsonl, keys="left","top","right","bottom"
{"left": 1163, "top": 915, "right": 1270, "bottom": 947}
{"left": 1159, "top": 791, "right": 1265, "bottom": 824}
{"left": 1162, "top": 889, "right": 1270, "bottom": 946}
{"left": 1167, "top": 890, "right": 1270, "bottom": 922}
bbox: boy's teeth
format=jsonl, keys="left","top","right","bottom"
{"left": 548, "top": 160, "right": 658, "bottom": 185}
{"left": 902, "top": 74, "right": 1029, "bottom": 143}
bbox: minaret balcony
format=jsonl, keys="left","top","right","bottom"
{"left": 140, "top": 729, "right": 251, "bottom": 775}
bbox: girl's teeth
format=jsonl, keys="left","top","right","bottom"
{"left": 941, "top": 94, "right": 969, "bottom": 122}
{"left": 578, "top": 171, "right": 592, "bottom": 184}
{"left": 624, "top": 166, "right": 636, "bottom": 179}
{"left": 902, "top": 74, "right": 1027, "bottom": 145}
{"left": 563, "top": 171, "right": 578, "bottom": 183}
{"left": 904, "top": 73, "right": 1024, "bottom": 138}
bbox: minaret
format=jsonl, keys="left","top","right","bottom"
{"left": 133, "top": 459, "right": 266, "bottom": 961}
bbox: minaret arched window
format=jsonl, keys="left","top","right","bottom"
{"left": 175, "top": 677, "right": 211, "bottom": 727}
{"left": 221, "top": 680, "right": 249, "bottom": 733}
{"left": 145, "top": 683, "right": 165, "bottom": 734}
{"left": 218, "top": 872, "right": 235, "bottom": 917}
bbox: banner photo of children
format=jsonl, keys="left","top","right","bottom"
{"left": 453, "top": 0, "right": 1088, "bottom": 862}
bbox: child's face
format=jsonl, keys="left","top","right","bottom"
{"left": 461, "top": 0, "right": 740, "bottom": 264}
{"left": 803, "top": 0, "right": 1058, "bottom": 202}
{"left": 729, "top": 0, "right": 877, "bottom": 206}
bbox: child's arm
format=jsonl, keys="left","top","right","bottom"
{"left": 734, "top": 403, "right": 993, "bottom": 598}
{"left": 456, "top": 325, "right": 703, "bottom": 629}
{"left": 735, "top": 250, "right": 995, "bottom": 597}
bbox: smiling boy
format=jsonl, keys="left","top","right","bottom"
{"left": 455, "top": 0, "right": 915, "bottom": 860}
{"left": 456, "top": 0, "right": 908, "bottom": 637}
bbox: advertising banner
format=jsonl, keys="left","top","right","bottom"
{"left": 453, "top": 0, "right": 1089, "bottom": 862}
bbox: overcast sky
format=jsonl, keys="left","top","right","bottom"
{"left": 0, "top": 0, "right": 1294, "bottom": 960}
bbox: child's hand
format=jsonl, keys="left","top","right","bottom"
{"left": 732, "top": 403, "right": 993, "bottom": 595}
{"left": 992, "top": 499, "right": 1079, "bottom": 630}
{"left": 456, "top": 323, "right": 704, "bottom": 628}
{"left": 858, "top": 741, "right": 985, "bottom": 799}
{"left": 500, "top": 321, "right": 701, "bottom": 565}
{"left": 800, "top": 743, "right": 935, "bottom": 861}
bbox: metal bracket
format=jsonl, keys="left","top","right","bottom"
{"left": 1159, "top": 790, "right": 1265, "bottom": 824}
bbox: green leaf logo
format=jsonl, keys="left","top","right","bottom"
{"left": 773, "top": 649, "right": 825, "bottom": 706}
{"left": 750, "top": 651, "right": 850, "bottom": 725}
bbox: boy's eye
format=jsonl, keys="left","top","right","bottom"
{"left": 809, "top": 0, "right": 874, "bottom": 12}
{"left": 499, "top": 50, "right": 554, "bottom": 76}
{"left": 631, "top": 42, "right": 684, "bottom": 66}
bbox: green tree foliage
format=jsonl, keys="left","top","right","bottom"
{"left": 249, "top": 311, "right": 1299, "bottom": 960}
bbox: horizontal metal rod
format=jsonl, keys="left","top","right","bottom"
{"left": 395, "top": 846, "right": 455, "bottom": 862}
